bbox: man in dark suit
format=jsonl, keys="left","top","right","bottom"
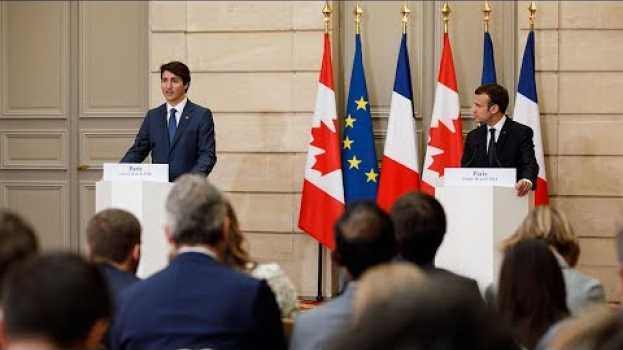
{"left": 86, "top": 208, "right": 141, "bottom": 299}
{"left": 461, "top": 83, "right": 538, "bottom": 197}
{"left": 110, "top": 174, "right": 285, "bottom": 350}
{"left": 390, "top": 192, "right": 482, "bottom": 301}
{"left": 121, "top": 61, "right": 216, "bottom": 182}
{"left": 290, "top": 201, "right": 396, "bottom": 350}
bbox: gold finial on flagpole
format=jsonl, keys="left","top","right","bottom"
{"left": 528, "top": 1, "right": 537, "bottom": 30}
{"left": 483, "top": 0, "right": 492, "bottom": 32}
{"left": 401, "top": 3, "right": 411, "bottom": 34}
{"left": 442, "top": 2, "right": 451, "bottom": 34}
{"left": 354, "top": 3, "right": 363, "bottom": 34}
{"left": 322, "top": 1, "right": 331, "bottom": 33}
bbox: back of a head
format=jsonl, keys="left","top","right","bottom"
{"left": 498, "top": 239, "right": 569, "bottom": 349}
{"left": 503, "top": 206, "right": 579, "bottom": 265}
{"left": 390, "top": 192, "right": 446, "bottom": 266}
{"left": 549, "top": 308, "right": 623, "bottom": 350}
{"left": 86, "top": 208, "right": 141, "bottom": 264}
{"left": 2, "top": 252, "right": 112, "bottom": 349}
{"left": 334, "top": 201, "right": 396, "bottom": 279}
{"left": 329, "top": 276, "right": 519, "bottom": 350}
{"left": 166, "top": 174, "right": 227, "bottom": 246}
{"left": 0, "top": 209, "right": 38, "bottom": 299}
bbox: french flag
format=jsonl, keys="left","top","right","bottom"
{"left": 513, "top": 31, "right": 549, "bottom": 206}
{"left": 377, "top": 33, "right": 420, "bottom": 211}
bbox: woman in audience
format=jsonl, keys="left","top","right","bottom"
{"left": 222, "top": 201, "right": 298, "bottom": 318}
{"left": 498, "top": 239, "right": 570, "bottom": 350}
{"left": 502, "top": 206, "right": 605, "bottom": 314}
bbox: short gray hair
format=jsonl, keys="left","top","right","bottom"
{"left": 165, "top": 174, "right": 227, "bottom": 246}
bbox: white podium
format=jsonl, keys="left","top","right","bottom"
{"left": 434, "top": 171, "right": 529, "bottom": 292}
{"left": 96, "top": 164, "right": 172, "bottom": 278}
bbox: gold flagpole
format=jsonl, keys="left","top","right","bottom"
{"left": 529, "top": 1, "right": 537, "bottom": 30}
{"left": 401, "top": 2, "right": 411, "bottom": 34}
{"left": 483, "top": 0, "right": 492, "bottom": 33}
{"left": 354, "top": 2, "right": 363, "bottom": 34}
{"left": 322, "top": 1, "right": 331, "bottom": 34}
{"left": 442, "top": 2, "right": 451, "bottom": 34}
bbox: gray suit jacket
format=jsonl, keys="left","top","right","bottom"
{"left": 557, "top": 254, "right": 605, "bottom": 314}
{"left": 289, "top": 284, "right": 356, "bottom": 350}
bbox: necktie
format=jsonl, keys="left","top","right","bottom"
{"left": 488, "top": 128, "right": 496, "bottom": 167}
{"left": 168, "top": 108, "right": 177, "bottom": 144}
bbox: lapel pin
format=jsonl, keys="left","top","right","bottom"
{"left": 185, "top": 116, "right": 189, "bottom": 119}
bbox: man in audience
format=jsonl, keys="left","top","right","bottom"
{"left": 86, "top": 208, "right": 141, "bottom": 298}
{"left": 290, "top": 201, "right": 396, "bottom": 350}
{"left": 110, "top": 174, "right": 285, "bottom": 350}
{"left": 1, "top": 253, "right": 113, "bottom": 350}
{"left": 390, "top": 192, "right": 481, "bottom": 298}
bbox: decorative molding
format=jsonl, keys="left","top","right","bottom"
{"left": 0, "top": 180, "right": 70, "bottom": 249}
{"left": 0, "top": 129, "right": 68, "bottom": 169}
{"left": 79, "top": 1, "right": 148, "bottom": 116}
{"left": 79, "top": 129, "right": 137, "bottom": 168}
{"left": 1, "top": 1, "right": 69, "bottom": 117}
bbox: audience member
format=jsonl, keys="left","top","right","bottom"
{"left": 290, "top": 201, "right": 396, "bottom": 350}
{"left": 328, "top": 264, "right": 519, "bottom": 350}
{"left": 1, "top": 253, "right": 112, "bottom": 350}
{"left": 221, "top": 201, "right": 298, "bottom": 318}
{"left": 546, "top": 308, "right": 622, "bottom": 350}
{"left": 498, "top": 239, "right": 570, "bottom": 350}
{"left": 390, "top": 192, "right": 481, "bottom": 298}
{"left": 0, "top": 209, "right": 39, "bottom": 300}
{"left": 86, "top": 208, "right": 141, "bottom": 299}
{"left": 110, "top": 174, "right": 285, "bottom": 350}
{"left": 500, "top": 206, "right": 605, "bottom": 313}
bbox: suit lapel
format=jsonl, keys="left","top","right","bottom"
{"left": 496, "top": 117, "right": 513, "bottom": 151}
{"left": 170, "top": 100, "right": 194, "bottom": 151}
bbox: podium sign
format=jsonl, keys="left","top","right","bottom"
{"left": 444, "top": 168, "right": 516, "bottom": 187}
{"left": 103, "top": 163, "right": 168, "bottom": 183}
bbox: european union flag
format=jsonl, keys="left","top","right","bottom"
{"left": 341, "top": 33, "right": 378, "bottom": 204}
{"left": 481, "top": 31, "right": 497, "bottom": 84}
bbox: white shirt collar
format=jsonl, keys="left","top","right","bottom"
{"left": 177, "top": 245, "right": 219, "bottom": 261}
{"left": 488, "top": 115, "right": 507, "bottom": 131}
{"left": 166, "top": 97, "right": 188, "bottom": 119}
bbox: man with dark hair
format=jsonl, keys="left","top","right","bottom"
{"left": 121, "top": 61, "right": 216, "bottom": 182}
{"left": 462, "top": 83, "right": 538, "bottom": 197}
{"left": 290, "top": 201, "right": 396, "bottom": 350}
{"left": 390, "top": 192, "right": 481, "bottom": 298}
{"left": 110, "top": 174, "right": 285, "bottom": 350}
{"left": 1, "top": 253, "right": 113, "bottom": 350}
{"left": 86, "top": 208, "right": 141, "bottom": 298}
{"left": 0, "top": 210, "right": 38, "bottom": 299}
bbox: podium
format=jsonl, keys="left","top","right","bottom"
{"left": 434, "top": 169, "right": 529, "bottom": 292}
{"left": 96, "top": 164, "right": 172, "bottom": 278}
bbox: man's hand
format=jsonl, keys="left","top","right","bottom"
{"left": 515, "top": 179, "right": 532, "bottom": 197}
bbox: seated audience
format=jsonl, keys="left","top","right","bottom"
{"left": 290, "top": 201, "right": 396, "bottom": 350}
{"left": 500, "top": 206, "right": 605, "bottom": 314}
{"left": 390, "top": 192, "right": 481, "bottom": 298}
{"left": 328, "top": 264, "right": 519, "bottom": 350}
{"left": 86, "top": 208, "right": 141, "bottom": 299}
{"left": 1, "top": 253, "right": 112, "bottom": 350}
{"left": 221, "top": 201, "right": 298, "bottom": 318}
{"left": 498, "top": 239, "right": 570, "bottom": 350}
{"left": 110, "top": 174, "right": 285, "bottom": 350}
{"left": 0, "top": 209, "right": 39, "bottom": 299}
{"left": 545, "top": 308, "right": 622, "bottom": 350}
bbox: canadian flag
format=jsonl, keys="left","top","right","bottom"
{"left": 377, "top": 33, "right": 420, "bottom": 211}
{"left": 422, "top": 33, "right": 464, "bottom": 195}
{"left": 513, "top": 31, "right": 549, "bottom": 206}
{"left": 298, "top": 33, "right": 345, "bottom": 249}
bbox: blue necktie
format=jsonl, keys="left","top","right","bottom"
{"left": 168, "top": 108, "right": 177, "bottom": 145}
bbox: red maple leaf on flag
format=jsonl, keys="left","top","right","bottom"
{"left": 426, "top": 118, "right": 463, "bottom": 177}
{"left": 310, "top": 120, "right": 341, "bottom": 175}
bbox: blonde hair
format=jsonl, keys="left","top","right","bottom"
{"left": 502, "top": 206, "right": 580, "bottom": 266}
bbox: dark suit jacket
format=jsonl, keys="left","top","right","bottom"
{"left": 461, "top": 118, "right": 538, "bottom": 188}
{"left": 426, "top": 266, "right": 483, "bottom": 303}
{"left": 97, "top": 263, "right": 139, "bottom": 301}
{"left": 110, "top": 252, "right": 285, "bottom": 350}
{"left": 121, "top": 100, "right": 216, "bottom": 182}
